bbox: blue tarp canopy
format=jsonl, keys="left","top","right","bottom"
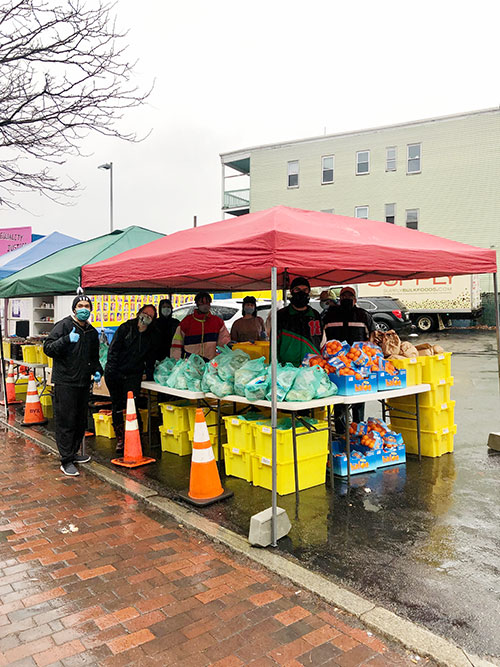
{"left": 0, "top": 231, "right": 80, "bottom": 280}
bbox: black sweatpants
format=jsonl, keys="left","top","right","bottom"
{"left": 53, "top": 384, "right": 89, "bottom": 465}
{"left": 105, "top": 374, "right": 144, "bottom": 433}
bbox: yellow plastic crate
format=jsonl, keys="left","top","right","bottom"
{"left": 21, "top": 345, "right": 38, "bottom": 363}
{"left": 2, "top": 341, "right": 11, "bottom": 358}
{"left": 390, "top": 423, "right": 456, "bottom": 457}
{"left": 14, "top": 377, "right": 29, "bottom": 399}
{"left": 47, "top": 356, "right": 53, "bottom": 368}
{"left": 223, "top": 414, "right": 268, "bottom": 453}
{"left": 251, "top": 451, "right": 328, "bottom": 495}
{"left": 391, "top": 357, "right": 423, "bottom": 386}
{"left": 93, "top": 412, "right": 115, "bottom": 438}
{"left": 419, "top": 353, "right": 452, "bottom": 384}
{"left": 138, "top": 408, "right": 148, "bottom": 433}
{"left": 389, "top": 400, "right": 455, "bottom": 432}
{"left": 159, "top": 402, "right": 191, "bottom": 432}
{"left": 35, "top": 345, "right": 49, "bottom": 365}
{"left": 159, "top": 425, "right": 192, "bottom": 455}
{"left": 388, "top": 377, "right": 454, "bottom": 409}
{"left": 40, "top": 393, "right": 53, "bottom": 419}
{"left": 252, "top": 420, "right": 329, "bottom": 462}
{"left": 223, "top": 444, "right": 253, "bottom": 482}
{"left": 232, "top": 341, "right": 270, "bottom": 363}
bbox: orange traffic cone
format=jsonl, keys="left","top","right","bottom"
{"left": 179, "top": 408, "right": 233, "bottom": 506}
{"left": 111, "top": 392, "right": 155, "bottom": 468}
{"left": 22, "top": 372, "right": 48, "bottom": 426}
{"left": 0, "top": 363, "right": 22, "bottom": 406}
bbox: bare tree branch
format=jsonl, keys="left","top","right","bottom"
{"left": 0, "top": 0, "right": 152, "bottom": 208}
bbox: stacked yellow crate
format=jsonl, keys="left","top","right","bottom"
{"left": 94, "top": 408, "right": 148, "bottom": 438}
{"left": 388, "top": 353, "right": 455, "bottom": 457}
{"left": 158, "top": 401, "right": 192, "bottom": 455}
{"left": 222, "top": 413, "right": 268, "bottom": 482}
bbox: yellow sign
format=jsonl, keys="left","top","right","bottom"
{"left": 89, "top": 294, "right": 195, "bottom": 328}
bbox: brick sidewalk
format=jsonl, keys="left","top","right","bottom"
{"left": 0, "top": 427, "right": 429, "bottom": 666}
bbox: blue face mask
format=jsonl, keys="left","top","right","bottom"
{"left": 75, "top": 308, "right": 90, "bottom": 321}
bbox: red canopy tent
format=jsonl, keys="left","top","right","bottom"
{"left": 81, "top": 206, "right": 499, "bottom": 546}
{"left": 81, "top": 206, "right": 497, "bottom": 292}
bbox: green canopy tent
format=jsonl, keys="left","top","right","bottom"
{"left": 0, "top": 226, "right": 164, "bottom": 298}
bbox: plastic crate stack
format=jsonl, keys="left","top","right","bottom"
{"left": 387, "top": 352, "right": 455, "bottom": 457}
{"left": 223, "top": 415, "right": 329, "bottom": 495}
{"left": 159, "top": 401, "right": 227, "bottom": 459}
{"left": 94, "top": 408, "right": 148, "bottom": 437}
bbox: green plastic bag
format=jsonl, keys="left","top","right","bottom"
{"left": 234, "top": 357, "right": 267, "bottom": 396}
{"left": 99, "top": 342, "right": 108, "bottom": 370}
{"left": 266, "top": 363, "right": 299, "bottom": 402}
{"left": 244, "top": 372, "right": 269, "bottom": 402}
{"left": 153, "top": 357, "right": 176, "bottom": 386}
{"left": 313, "top": 365, "right": 338, "bottom": 398}
{"left": 286, "top": 366, "right": 321, "bottom": 402}
{"left": 215, "top": 347, "right": 250, "bottom": 382}
{"left": 166, "top": 359, "right": 189, "bottom": 390}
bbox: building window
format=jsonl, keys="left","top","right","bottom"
{"left": 407, "top": 143, "right": 421, "bottom": 173}
{"left": 386, "top": 147, "right": 397, "bottom": 171}
{"left": 355, "top": 206, "right": 369, "bottom": 219}
{"left": 287, "top": 160, "right": 299, "bottom": 188}
{"left": 385, "top": 203, "right": 396, "bottom": 224}
{"left": 406, "top": 209, "right": 419, "bottom": 229}
{"left": 356, "top": 150, "right": 370, "bottom": 174}
{"left": 322, "top": 155, "right": 334, "bottom": 184}
{"left": 321, "top": 208, "right": 334, "bottom": 214}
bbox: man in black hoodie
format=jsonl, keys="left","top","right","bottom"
{"left": 155, "top": 298, "right": 180, "bottom": 360}
{"left": 104, "top": 304, "right": 159, "bottom": 455}
{"left": 44, "top": 295, "right": 102, "bottom": 476}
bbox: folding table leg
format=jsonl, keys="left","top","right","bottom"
{"left": 291, "top": 412, "right": 299, "bottom": 505}
{"left": 416, "top": 393, "right": 421, "bottom": 461}
{"left": 344, "top": 404, "right": 351, "bottom": 484}
{"left": 327, "top": 404, "right": 334, "bottom": 490}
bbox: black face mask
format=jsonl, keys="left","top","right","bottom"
{"left": 341, "top": 298, "right": 354, "bottom": 310}
{"left": 291, "top": 291, "right": 310, "bottom": 308}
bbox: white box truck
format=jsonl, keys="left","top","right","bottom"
{"left": 357, "top": 274, "right": 482, "bottom": 332}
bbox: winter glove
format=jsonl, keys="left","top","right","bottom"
{"left": 69, "top": 327, "right": 80, "bottom": 343}
{"left": 93, "top": 371, "right": 101, "bottom": 383}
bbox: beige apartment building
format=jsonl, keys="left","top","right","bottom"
{"left": 220, "top": 107, "right": 500, "bottom": 292}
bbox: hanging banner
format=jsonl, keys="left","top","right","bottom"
{"left": 0, "top": 227, "right": 32, "bottom": 254}
{"left": 89, "top": 293, "right": 195, "bottom": 328}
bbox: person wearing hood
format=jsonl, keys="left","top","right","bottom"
{"left": 104, "top": 304, "right": 160, "bottom": 455}
{"left": 274, "top": 277, "right": 322, "bottom": 366}
{"left": 230, "top": 296, "right": 267, "bottom": 343}
{"left": 44, "top": 295, "right": 102, "bottom": 476}
{"left": 170, "top": 291, "right": 230, "bottom": 361}
{"left": 155, "top": 298, "right": 180, "bottom": 360}
{"left": 323, "top": 286, "right": 376, "bottom": 429}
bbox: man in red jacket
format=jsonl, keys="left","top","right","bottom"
{"left": 171, "top": 292, "right": 230, "bottom": 361}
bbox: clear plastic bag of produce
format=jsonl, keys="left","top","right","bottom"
{"left": 153, "top": 357, "right": 176, "bottom": 386}
{"left": 184, "top": 354, "right": 206, "bottom": 380}
{"left": 286, "top": 366, "right": 320, "bottom": 402}
{"left": 166, "top": 359, "right": 189, "bottom": 390}
{"left": 244, "top": 371, "right": 270, "bottom": 402}
{"left": 266, "top": 363, "right": 299, "bottom": 402}
{"left": 212, "top": 346, "right": 250, "bottom": 382}
{"left": 234, "top": 357, "right": 267, "bottom": 396}
{"left": 208, "top": 375, "right": 234, "bottom": 398}
{"left": 313, "top": 365, "right": 338, "bottom": 398}
{"left": 201, "top": 363, "right": 217, "bottom": 393}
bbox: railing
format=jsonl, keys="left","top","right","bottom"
{"left": 223, "top": 189, "right": 250, "bottom": 210}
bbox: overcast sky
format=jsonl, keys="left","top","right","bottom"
{"left": 1, "top": 0, "right": 499, "bottom": 241}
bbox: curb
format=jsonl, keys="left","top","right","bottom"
{"left": 2, "top": 419, "right": 497, "bottom": 667}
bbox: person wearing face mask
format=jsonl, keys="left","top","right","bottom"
{"left": 104, "top": 304, "right": 160, "bottom": 455}
{"left": 43, "top": 296, "right": 102, "bottom": 476}
{"left": 155, "top": 298, "right": 180, "bottom": 360}
{"left": 274, "top": 277, "right": 322, "bottom": 367}
{"left": 230, "top": 296, "right": 267, "bottom": 343}
{"left": 171, "top": 291, "right": 230, "bottom": 361}
{"left": 323, "top": 286, "right": 376, "bottom": 430}
{"left": 318, "top": 289, "right": 337, "bottom": 325}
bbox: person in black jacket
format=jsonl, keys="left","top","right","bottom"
{"left": 104, "top": 304, "right": 159, "bottom": 455}
{"left": 155, "top": 298, "right": 179, "bottom": 360}
{"left": 44, "top": 295, "right": 102, "bottom": 477}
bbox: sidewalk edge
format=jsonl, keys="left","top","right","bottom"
{"left": 2, "top": 420, "right": 496, "bottom": 667}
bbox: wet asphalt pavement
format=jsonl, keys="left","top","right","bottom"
{"left": 5, "top": 330, "right": 500, "bottom": 661}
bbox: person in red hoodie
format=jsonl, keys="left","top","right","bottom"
{"left": 171, "top": 292, "right": 230, "bottom": 361}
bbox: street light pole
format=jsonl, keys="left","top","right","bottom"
{"left": 98, "top": 162, "right": 114, "bottom": 232}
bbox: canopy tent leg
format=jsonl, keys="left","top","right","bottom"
{"left": 270, "top": 266, "right": 278, "bottom": 546}
{"left": 487, "top": 272, "right": 500, "bottom": 451}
